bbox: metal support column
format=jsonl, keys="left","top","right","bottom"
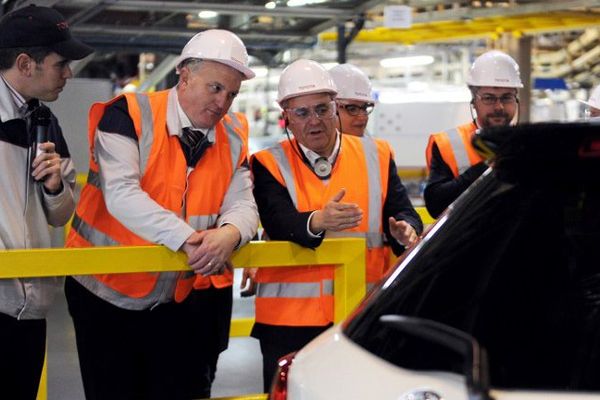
{"left": 336, "top": 14, "right": 365, "bottom": 65}
{"left": 508, "top": 35, "right": 532, "bottom": 123}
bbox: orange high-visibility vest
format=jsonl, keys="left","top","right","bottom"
{"left": 425, "top": 122, "right": 483, "bottom": 177}
{"left": 251, "top": 134, "right": 390, "bottom": 326}
{"left": 66, "top": 90, "right": 248, "bottom": 307}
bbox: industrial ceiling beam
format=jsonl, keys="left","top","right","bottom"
{"left": 320, "top": 11, "right": 600, "bottom": 45}
{"left": 64, "top": 0, "right": 353, "bottom": 19}
{"left": 309, "top": 0, "right": 387, "bottom": 36}
{"left": 410, "top": 0, "right": 600, "bottom": 24}
{"left": 68, "top": 0, "right": 117, "bottom": 26}
{"left": 72, "top": 24, "right": 308, "bottom": 41}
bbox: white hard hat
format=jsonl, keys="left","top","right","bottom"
{"left": 175, "top": 29, "right": 255, "bottom": 80}
{"left": 580, "top": 85, "right": 600, "bottom": 109}
{"left": 277, "top": 59, "right": 337, "bottom": 105}
{"left": 329, "top": 63, "right": 373, "bottom": 103}
{"left": 466, "top": 50, "right": 523, "bottom": 88}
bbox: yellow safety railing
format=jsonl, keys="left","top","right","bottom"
{"left": 416, "top": 207, "right": 435, "bottom": 226}
{"left": 0, "top": 238, "right": 365, "bottom": 400}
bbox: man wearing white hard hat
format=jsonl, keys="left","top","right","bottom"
{"left": 424, "top": 50, "right": 523, "bottom": 218}
{"left": 247, "top": 59, "right": 422, "bottom": 392}
{"left": 329, "top": 63, "right": 375, "bottom": 137}
{"left": 65, "top": 29, "right": 258, "bottom": 399}
{"left": 581, "top": 84, "right": 600, "bottom": 120}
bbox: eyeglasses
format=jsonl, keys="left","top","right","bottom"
{"left": 338, "top": 102, "right": 375, "bottom": 116}
{"left": 285, "top": 101, "right": 336, "bottom": 122}
{"left": 476, "top": 93, "right": 518, "bottom": 106}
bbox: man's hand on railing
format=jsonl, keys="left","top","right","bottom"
{"left": 240, "top": 267, "right": 258, "bottom": 297}
{"left": 181, "top": 226, "right": 240, "bottom": 276}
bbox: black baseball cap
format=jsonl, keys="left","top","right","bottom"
{"left": 0, "top": 5, "right": 94, "bottom": 60}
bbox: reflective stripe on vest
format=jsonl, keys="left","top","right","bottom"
{"left": 446, "top": 127, "right": 471, "bottom": 175}
{"left": 268, "top": 143, "right": 298, "bottom": 206}
{"left": 136, "top": 93, "right": 155, "bottom": 177}
{"left": 71, "top": 214, "right": 119, "bottom": 246}
{"left": 361, "top": 136, "right": 383, "bottom": 246}
{"left": 326, "top": 231, "right": 384, "bottom": 248}
{"left": 257, "top": 279, "right": 333, "bottom": 298}
{"left": 226, "top": 113, "right": 243, "bottom": 173}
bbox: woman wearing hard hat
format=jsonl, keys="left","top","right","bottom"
{"left": 328, "top": 63, "right": 375, "bottom": 137}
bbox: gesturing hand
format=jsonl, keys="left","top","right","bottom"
{"left": 388, "top": 217, "right": 418, "bottom": 248}
{"left": 310, "top": 188, "right": 363, "bottom": 233}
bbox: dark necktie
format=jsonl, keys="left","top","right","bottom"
{"left": 180, "top": 127, "right": 211, "bottom": 167}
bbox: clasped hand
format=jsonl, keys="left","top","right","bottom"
{"left": 181, "top": 225, "right": 240, "bottom": 277}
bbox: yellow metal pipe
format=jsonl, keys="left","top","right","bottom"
{"left": 320, "top": 11, "right": 600, "bottom": 44}
{"left": 0, "top": 238, "right": 366, "bottom": 278}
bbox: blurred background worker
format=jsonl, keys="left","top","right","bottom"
{"left": 424, "top": 50, "right": 523, "bottom": 218}
{"left": 65, "top": 29, "right": 258, "bottom": 399}
{"left": 0, "top": 5, "right": 93, "bottom": 399}
{"left": 248, "top": 59, "right": 422, "bottom": 392}
{"left": 329, "top": 63, "right": 375, "bottom": 137}
{"left": 581, "top": 84, "right": 600, "bottom": 120}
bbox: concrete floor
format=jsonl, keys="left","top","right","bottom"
{"left": 46, "top": 271, "right": 264, "bottom": 400}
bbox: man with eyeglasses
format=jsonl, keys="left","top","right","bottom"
{"left": 424, "top": 50, "right": 523, "bottom": 218}
{"left": 65, "top": 30, "right": 258, "bottom": 399}
{"left": 247, "top": 59, "right": 422, "bottom": 392}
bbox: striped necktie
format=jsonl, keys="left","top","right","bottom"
{"left": 180, "top": 127, "right": 211, "bottom": 167}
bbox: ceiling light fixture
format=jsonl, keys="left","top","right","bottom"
{"left": 252, "top": 67, "right": 269, "bottom": 78}
{"left": 198, "top": 10, "right": 218, "bottom": 19}
{"left": 265, "top": 1, "right": 276, "bottom": 9}
{"left": 287, "top": 0, "right": 327, "bottom": 7}
{"left": 379, "top": 55, "right": 434, "bottom": 68}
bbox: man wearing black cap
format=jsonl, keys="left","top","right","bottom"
{"left": 0, "top": 4, "right": 93, "bottom": 399}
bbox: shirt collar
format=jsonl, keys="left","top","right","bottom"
{"left": 0, "top": 75, "right": 26, "bottom": 121}
{"left": 166, "top": 87, "right": 214, "bottom": 142}
{"left": 298, "top": 131, "right": 341, "bottom": 167}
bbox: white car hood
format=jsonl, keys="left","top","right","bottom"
{"left": 288, "top": 324, "right": 468, "bottom": 400}
{"left": 287, "top": 325, "right": 600, "bottom": 400}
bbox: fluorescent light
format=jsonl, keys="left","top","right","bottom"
{"left": 252, "top": 67, "right": 269, "bottom": 78}
{"left": 265, "top": 1, "right": 276, "bottom": 9}
{"left": 379, "top": 55, "right": 434, "bottom": 68}
{"left": 198, "top": 10, "right": 217, "bottom": 19}
{"left": 287, "top": 0, "right": 326, "bottom": 6}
